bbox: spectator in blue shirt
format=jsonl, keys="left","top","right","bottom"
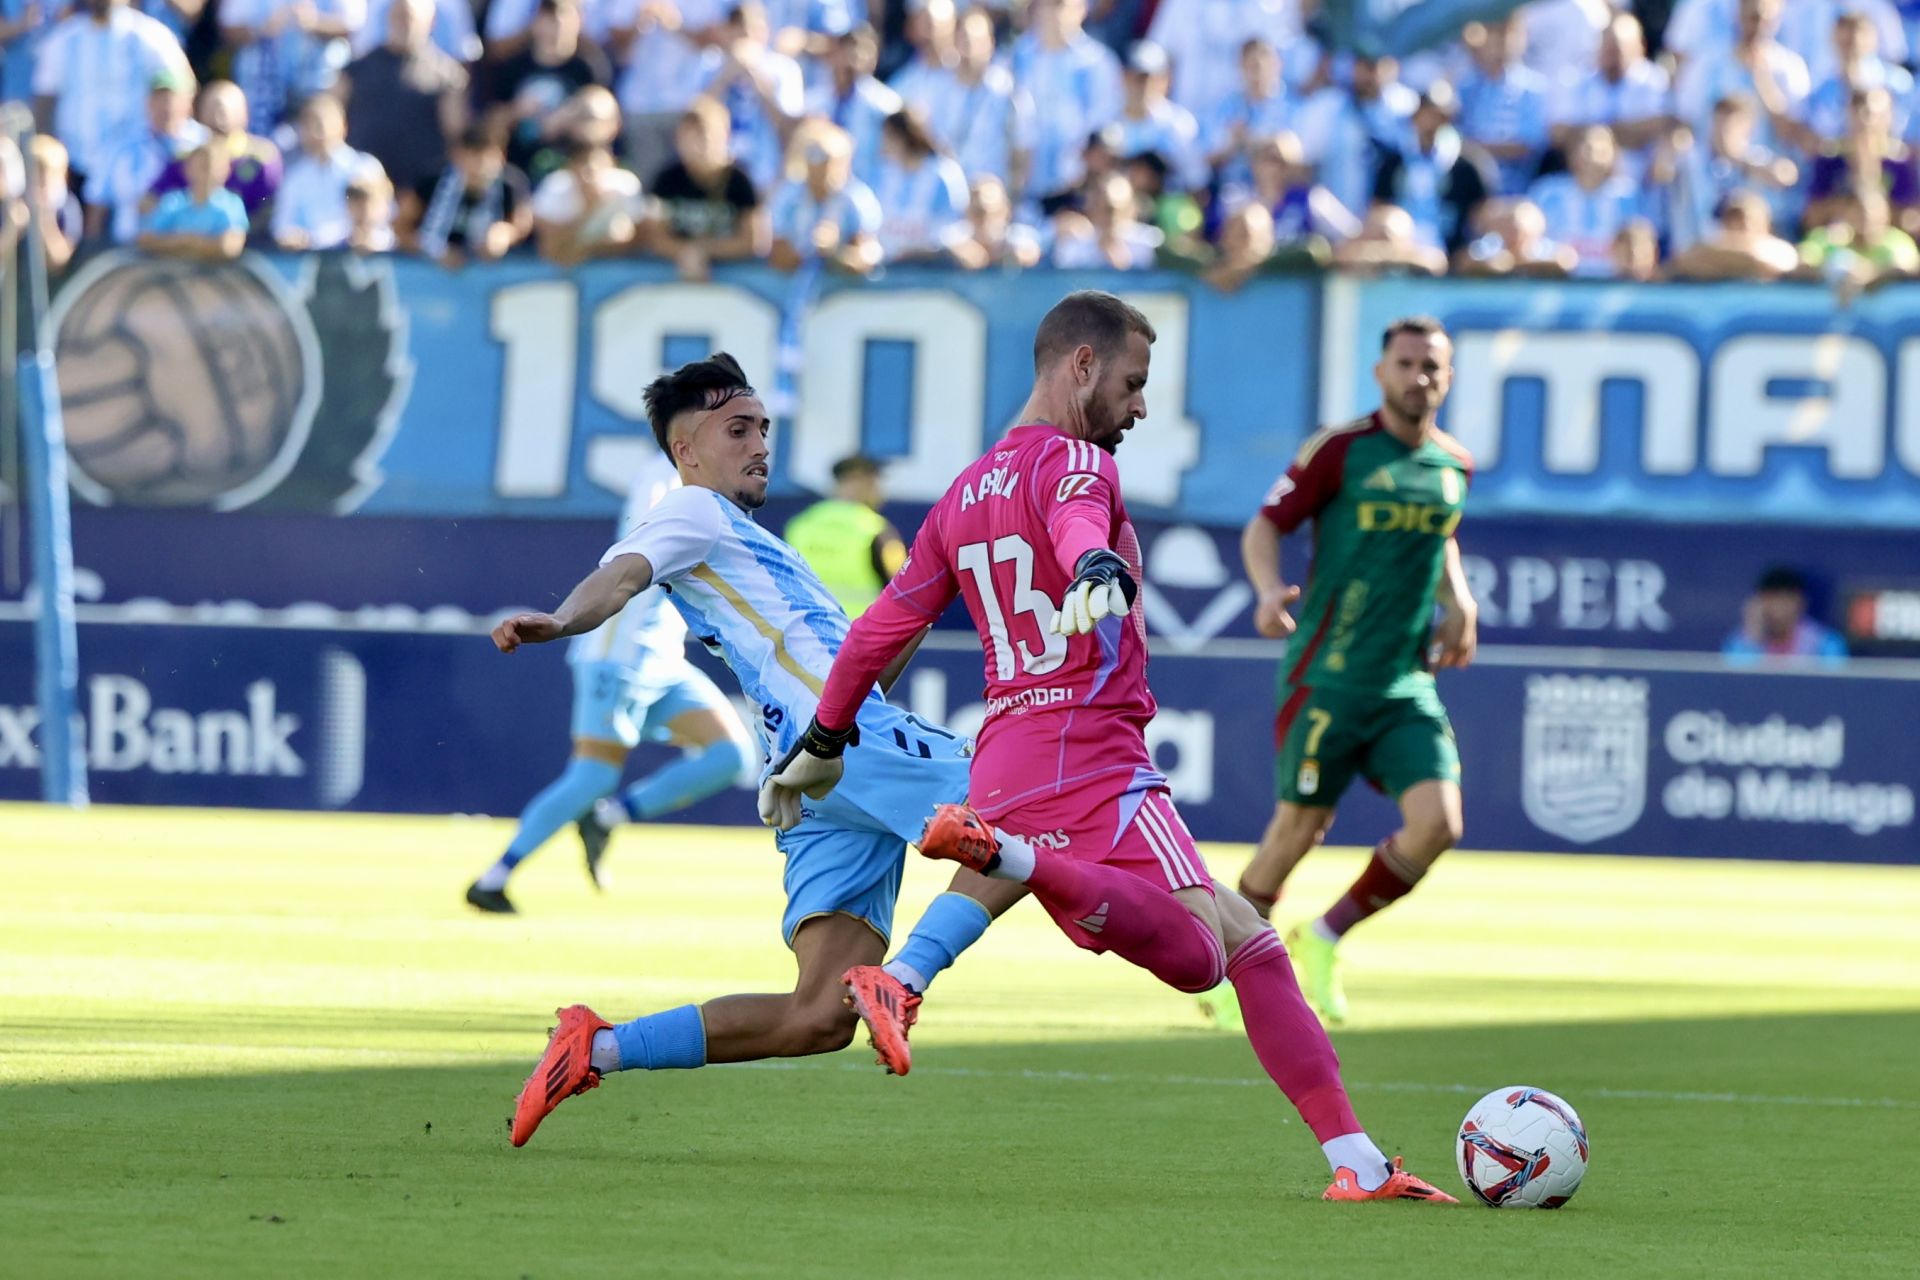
{"left": 1724, "top": 566, "right": 1849, "bottom": 664}
{"left": 870, "top": 106, "right": 968, "bottom": 262}
{"left": 892, "top": 5, "right": 1030, "bottom": 192}
{"left": 139, "top": 140, "right": 249, "bottom": 261}
{"left": 1806, "top": 11, "right": 1913, "bottom": 143}
{"left": 1007, "top": 0, "right": 1123, "bottom": 207}
{"left": 1111, "top": 41, "right": 1204, "bottom": 192}
{"left": 1529, "top": 123, "right": 1644, "bottom": 276}
{"left": 84, "top": 65, "right": 206, "bottom": 243}
{"left": 1204, "top": 37, "right": 1296, "bottom": 196}
{"left": 767, "top": 117, "right": 882, "bottom": 273}
{"left": 1456, "top": 12, "right": 1552, "bottom": 196}
{"left": 805, "top": 24, "right": 901, "bottom": 182}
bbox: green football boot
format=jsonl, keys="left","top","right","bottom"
{"left": 1285, "top": 922, "right": 1349, "bottom": 1025}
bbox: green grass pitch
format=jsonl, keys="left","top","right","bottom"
{"left": 3, "top": 802, "right": 1917, "bottom": 1278}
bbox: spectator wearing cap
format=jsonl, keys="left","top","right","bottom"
{"left": 1674, "top": 0, "right": 1811, "bottom": 156}
{"left": 1805, "top": 11, "right": 1913, "bottom": 144}
{"left": 767, "top": 118, "right": 882, "bottom": 273}
{"left": 1804, "top": 85, "right": 1920, "bottom": 233}
{"left": 1455, "top": 196, "right": 1577, "bottom": 278}
{"left": 272, "top": 91, "right": 387, "bottom": 249}
{"left": 1548, "top": 11, "right": 1673, "bottom": 185}
{"left": 1314, "top": 52, "right": 1418, "bottom": 225}
{"left": 139, "top": 139, "right": 248, "bottom": 260}
{"left": 404, "top": 124, "right": 533, "bottom": 265}
{"left": 531, "top": 134, "right": 644, "bottom": 263}
{"left": 1373, "top": 82, "right": 1497, "bottom": 257}
{"left": 1667, "top": 188, "right": 1802, "bottom": 280}
{"left": 1123, "top": 148, "right": 1203, "bottom": 253}
{"left": 607, "top": 0, "right": 726, "bottom": 192}
{"left": 1528, "top": 123, "right": 1644, "bottom": 277}
{"left": 85, "top": 65, "right": 205, "bottom": 242}
{"left": 783, "top": 454, "right": 906, "bottom": 619}
{"left": 31, "top": 0, "right": 189, "bottom": 191}
{"left": 1142, "top": 0, "right": 1291, "bottom": 126}
{"left": 871, "top": 106, "right": 968, "bottom": 262}
{"left": 148, "top": 79, "right": 283, "bottom": 230}
{"left": 1111, "top": 42, "right": 1204, "bottom": 193}
{"left": 340, "top": 0, "right": 468, "bottom": 196}
{"left": 1008, "top": 0, "right": 1123, "bottom": 209}
{"left": 1724, "top": 566, "right": 1848, "bottom": 664}
{"left": 893, "top": 5, "right": 1030, "bottom": 191}
{"left": 1050, "top": 169, "right": 1159, "bottom": 269}
{"left": 220, "top": 0, "right": 363, "bottom": 136}
{"left": 1666, "top": 92, "right": 1797, "bottom": 253}
{"left": 696, "top": 2, "right": 805, "bottom": 193}
{"left": 1204, "top": 37, "right": 1297, "bottom": 197}
{"left": 942, "top": 173, "right": 1042, "bottom": 270}
{"left": 486, "top": 0, "right": 613, "bottom": 180}
{"left": 1455, "top": 13, "right": 1551, "bottom": 196}
{"left": 805, "top": 25, "right": 901, "bottom": 182}
{"left": 645, "top": 95, "right": 768, "bottom": 279}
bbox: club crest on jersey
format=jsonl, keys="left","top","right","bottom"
{"left": 1521, "top": 675, "right": 1649, "bottom": 843}
{"left": 960, "top": 465, "right": 1021, "bottom": 510}
{"left": 1297, "top": 761, "right": 1320, "bottom": 796}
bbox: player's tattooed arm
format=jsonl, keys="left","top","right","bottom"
{"left": 491, "top": 553, "right": 656, "bottom": 652}
{"left": 1431, "top": 537, "right": 1479, "bottom": 669}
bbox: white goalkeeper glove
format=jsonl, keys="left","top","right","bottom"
{"left": 1049, "top": 549, "right": 1138, "bottom": 637}
{"left": 756, "top": 717, "right": 859, "bottom": 831}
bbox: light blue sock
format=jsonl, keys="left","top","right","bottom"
{"left": 623, "top": 737, "right": 755, "bottom": 820}
{"left": 503, "top": 757, "right": 622, "bottom": 864}
{"left": 606, "top": 1004, "right": 707, "bottom": 1073}
{"left": 888, "top": 892, "right": 994, "bottom": 994}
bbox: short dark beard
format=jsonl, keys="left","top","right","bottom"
{"left": 732, "top": 486, "right": 767, "bottom": 511}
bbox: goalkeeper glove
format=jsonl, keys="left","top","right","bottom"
{"left": 756, "top": 718, "right": 859, "bottom": 831}
{"left": 1049, "top": 549, "right": 1137, "bottom": 637}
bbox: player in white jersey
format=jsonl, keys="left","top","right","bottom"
{"left": 466, "top": 448, "right": 756, "bottom": 914}
{"left": 492, "top": 353, "right": 1021, "bottom": 1148}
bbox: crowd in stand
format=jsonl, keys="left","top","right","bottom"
{"left": 5, "top": 0, "right": 1920, "bottom": 289}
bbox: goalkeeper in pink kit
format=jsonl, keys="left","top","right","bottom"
{"left": 762, "top": 290, "right": 1454, "bottom": 1202}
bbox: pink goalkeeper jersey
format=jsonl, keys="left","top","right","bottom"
{"left": 816, "top": 422, "right": 1159, "bottom": 820}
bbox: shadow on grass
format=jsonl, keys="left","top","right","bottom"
{"left": 4, "top": 1008, "right": 1916, "bottom": 1279}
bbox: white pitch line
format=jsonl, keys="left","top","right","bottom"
{"left": 8, "top": 1041, "right": 1915, "bottom": 1112}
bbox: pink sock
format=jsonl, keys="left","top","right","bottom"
{"left": 1228, "top": 930, "right": 1361, "bottom": 1143}
{"left": 1026, "top": 852, "right": 1226, "bottom": 992}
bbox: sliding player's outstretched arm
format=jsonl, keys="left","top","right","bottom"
{"left": 492, "top": 554, "right": 656, "bottom": 652}
{"left": 757, "top": 508, "right": 962, "bottom": 830}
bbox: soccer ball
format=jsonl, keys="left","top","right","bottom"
{"left": 1456, "top": 1086, "right": 1590, "bottom": 1208}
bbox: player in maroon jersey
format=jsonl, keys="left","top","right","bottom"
{"left": 761, "top": 291, "right": 1454, "bottom": 1201}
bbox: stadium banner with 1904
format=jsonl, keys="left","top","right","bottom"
{"left": 48, "top": 252, "right": 1920, "bottom": 528}
{"left": 1, "top": 619, "right": 1912, "bottom": 865}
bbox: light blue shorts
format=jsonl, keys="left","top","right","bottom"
{"left": 774, "top": 707, "right": 973, "bottom": 948}
{"left": 570, "top": 660, "right": 734, "bottom": 749}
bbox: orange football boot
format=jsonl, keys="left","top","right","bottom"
{"left": 1323, "top": 1157, "right": 1460, "bottom": 1204}
{"left": 510, "top": 1004, "right": 611, "bottom": 1148}
{"left": 842, "top": 965, "right": 921, "bottom": 1075}
{"left": 917, "top": 804, "right": 1000, "bottom": 872}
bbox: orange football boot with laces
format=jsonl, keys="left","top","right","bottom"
{"left": 842, "top": 965, "right": 921, "bottom": 1075}
{"left": 511, "top": 1004, "right": 611, "bottom": 1148}
{"left": 917, "top": 804, "right": 1000, "bottom": 872}
{"left": 1323, "top": 1156, "right": 1459, "bottom": 1204}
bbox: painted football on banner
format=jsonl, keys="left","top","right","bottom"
{"left": 1456, "top": 1086, "right": 1590, "bottom": 1208}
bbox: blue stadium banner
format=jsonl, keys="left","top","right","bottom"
{"left": 46, "top": 252, "right": 1320, "bottom": 525}
{"left": 3, "top": 618, "right": 1914, "bottom": 864}
{"left": 1326, "top": 277, "right": 1920, "bottom": 526}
